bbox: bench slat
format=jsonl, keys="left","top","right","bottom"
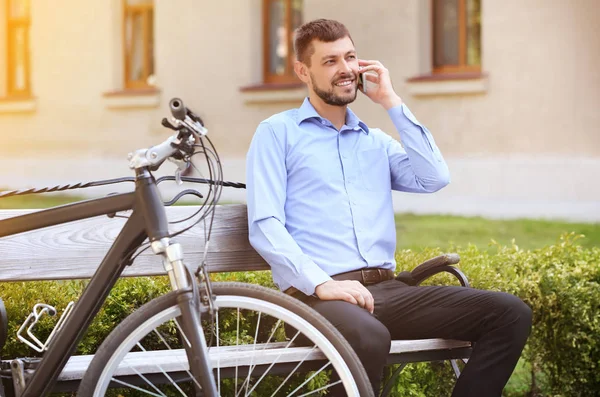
{"left": 0, "top": 205, "right": 269, "bottom": 281}
{"left": 57, "top": 339, "right": 472, "bottom": 381}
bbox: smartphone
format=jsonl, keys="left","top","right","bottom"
{"left": 358, "top": 72, "right": 368, "bottom": 93}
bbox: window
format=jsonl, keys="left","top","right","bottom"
{"left": 6, "top": 0, "right": 31, "bottom": 97}
{"left": 123, "top": 0, "right": 154, "bottom": 89}
{"left": 433, "top": 0, "right": 481, "bottom": 74}
{"left": 263, "top": 0, "right": 302, "bottom": 84}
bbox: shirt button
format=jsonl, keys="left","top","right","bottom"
{"left": 321, "top": 120, "right": 327, "bottom": 125}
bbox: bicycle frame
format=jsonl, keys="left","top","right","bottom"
{"left": 0, "top": 168, "right": 216, "bottom": 396}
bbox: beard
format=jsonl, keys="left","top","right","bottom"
{"left": 310, "top": 72, "right": 358, "bottom": 106}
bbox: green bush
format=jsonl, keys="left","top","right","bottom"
{"left": 0, "top": 277, "right": 173, "bottom": 358}
{"left": 391, "top": 233, "right": 600, "bottom": 397}
{"left": 0, "top": 233, "right": 597, "bottom": 396}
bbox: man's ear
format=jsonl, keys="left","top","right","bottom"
{"left": 294, "top": 61, "right": 309, "bottom": 84}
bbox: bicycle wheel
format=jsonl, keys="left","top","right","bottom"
{"left": 78, "top": 282, "right": 373, "bottom": 396}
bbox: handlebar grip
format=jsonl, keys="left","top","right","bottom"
{"left": 169, "top": 98, "right": 187, "bottom": 121}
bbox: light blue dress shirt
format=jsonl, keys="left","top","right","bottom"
{"left": 246, "top": 97, "right": 450, "bottom": 296}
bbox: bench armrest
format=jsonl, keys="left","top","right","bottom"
{"left": 395, "top": 253, "right": 470, "bottom": 288}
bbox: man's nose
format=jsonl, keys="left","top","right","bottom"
{"left": 340, "top": 60, "right": 354, "bottom": 75}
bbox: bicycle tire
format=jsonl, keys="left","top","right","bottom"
{"left": 78, "top": 282, "right": 374, "bottom": 396}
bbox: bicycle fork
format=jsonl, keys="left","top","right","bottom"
{"left": 151, "top": 237, "right": 218, "bottom": 397}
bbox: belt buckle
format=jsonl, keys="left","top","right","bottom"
{"left": 361, "top": 269, "right": 378, "bottom": 285}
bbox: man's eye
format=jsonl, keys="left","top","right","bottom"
{"left": 325, "top": 60, "right": 334, "bottom": 65}
{"left": 347, "top": 55, "right": 356, "bottom": 60}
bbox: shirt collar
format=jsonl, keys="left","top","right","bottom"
{"left": 296, "top": 97, "right": 370, "bottom": 134}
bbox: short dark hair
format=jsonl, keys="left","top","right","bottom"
{"left": 294, "top": 19, "right": 353, "bottom": 66}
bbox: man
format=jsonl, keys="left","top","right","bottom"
{"left": 246, "top": 19, "right": 531, "bottom": 396}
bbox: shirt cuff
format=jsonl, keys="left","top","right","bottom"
{"left": 295, "top": 263, "right": 332, "bottom": 296}
{"left": 387, "top": 103, "right": 423, "bottom": 133}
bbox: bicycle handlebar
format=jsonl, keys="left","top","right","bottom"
{"left": 128, "top": 97, "right": 207, "bottom": 172}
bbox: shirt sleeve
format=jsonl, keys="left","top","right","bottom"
{"left": 246, "top": 122, "right": 332, "bottom": 295}
{"left": 384, "top": 103, "right": 451, "bottom": 193}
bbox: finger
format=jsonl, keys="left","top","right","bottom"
{"left": 357, "top": 69, "right": 380, "bottom": 81}
{"left": 340, "top": 292, "right": 358, "bottom": 306}
{"left": 341, "top": 281, "right": 367, "bottom": 303}
{"left": 364, "top": 291, "right": 375, "bottom": 314}
{"left": 358, "top": 59, "right": 383, "bottom": 66}
{"left": 356, "top": 285, "right": 375, "bottom": 313}
{"left": 364, "top": 73, "right": 379, "bottom": 84}
{"left": 359, "top": 64, "right": 386, "bottom": 73}
{"left": 358, "top": 66, "right": 386, "bottom": 79}
{"left": 351, "top": 290, "right": 366, "bottom": 309}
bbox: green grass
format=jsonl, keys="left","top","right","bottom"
{"left": 0, "top": 192, "right": 84, "bottom": 209}
{"left": 395, "top": 212, "right": 600, "bottom": 251}
{"left": 504, "top": 358, "right": 549, "bottom": 397}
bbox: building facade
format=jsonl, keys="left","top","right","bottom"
{"left": 0, "top": 0, "right": 598, "bottom": 221}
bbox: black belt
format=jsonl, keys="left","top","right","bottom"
{"left": 284, "top": 268, "right": 395, "bottom": 299}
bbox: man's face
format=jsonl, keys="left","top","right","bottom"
{"left": 304, "top": 37, "right": 360, "bottom": 106}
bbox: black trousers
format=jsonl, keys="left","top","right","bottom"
{"left": 297, "top": 279, "right": 532, "bottom": 396}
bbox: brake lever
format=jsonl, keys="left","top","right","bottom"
{"left": 161, "top": 118, "right": 179, "bottom": 131}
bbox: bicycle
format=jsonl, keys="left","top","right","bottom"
{"left": 0, "top": 98, "right": 373, "bottom": 396}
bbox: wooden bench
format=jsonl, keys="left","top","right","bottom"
{"left": 0, "top": 204, "right": 471, "bottom": 395}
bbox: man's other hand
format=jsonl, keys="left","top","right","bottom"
{"left": 315, "top": 280, "right": 375, "bottom": 314}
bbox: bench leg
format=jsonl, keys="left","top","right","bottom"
{"left": 450, "top": 359, "right": 462, "bottom": 379}
{"left": 380, "top": 363, "right": 407, "bottom": 397}
{"left": 381, "top": 358, "right": 468, "bottom": 396}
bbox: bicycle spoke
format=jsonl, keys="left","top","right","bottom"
{"left": 286, "top": 362, "right": 332, "bottom": 397}
{"left": 110, "top": 377, "right": 165, "bottom": 397}
{"left": 296, "top": 380, "right": 342, "bottom": 397}
{"left": 245, "top": 317, "right": 285, "bottom": 383}
{"left": 174, "top": 317, "right": 192, "bottom": 348}
{"left": 269, "top": 340, "right": 316, "bottom": 397}
{"left": 238, "top": 317, "right": 286, "bottom": 395}
{"left": 235, "top": 307, "right": 240, "bottom": 397}
{"left": 246, "top": 325, "right": 300, "bottom": 395}
{"left": 216, "top": 309, "right": 221, "bottom": 396}
{"left": 236, "top": 311, "right": 262, "bottom": 397}
{"left": 236, "top": 318, "right": 289, "bottom": 396}
{"left": 152, "top": 328, "right": 202, "bottom": 390}
{"left": 118, "top": 355, "right": 167, "bottom": 397}
{"left": 132, "top": 342, "right": 188, "bottom": 397}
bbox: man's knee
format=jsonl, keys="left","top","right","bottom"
{"left": 309, "top": 299, "right": 391, "bottom": 362}
{"left": 491, "top": 292, "right": 532, "bottom": 337}
{"left": 343, "top": 316, "right": 391, "bottom": 361}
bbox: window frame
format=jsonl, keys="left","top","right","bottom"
{"left": 122, "top": 0, "right": 154, "bottom": 90}
{"left": 6, "top": 0, "right": 31, "bottom": 97}
{"left": 431, "top": 0, "right": 481, "bottom": 74}
{"left": 262, "top": 0, "right": 300, "bottom": 84}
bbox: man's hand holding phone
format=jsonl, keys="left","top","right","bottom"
{"left": 358, "top": 59, "right": 403, "bottom": 110}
